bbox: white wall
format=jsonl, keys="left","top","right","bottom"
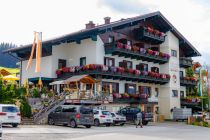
{"left": 21, "top": 56, "right": 53, "bottom": 84}
{"left": 51, "top": 38, "right": 98, "bottom": 78}
{"left": 158, "top": 31, "right": 181, "bottom": 119}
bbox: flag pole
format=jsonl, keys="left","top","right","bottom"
{"left": 39, "top": 32, "right": 42, "bottom": 90}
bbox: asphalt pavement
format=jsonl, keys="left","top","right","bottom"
{"left": 2, "top": 122, "right": 210, "bottom": 140}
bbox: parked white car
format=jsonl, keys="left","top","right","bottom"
{"left": 0, "top": 122, "right": 2, "bottom": 139}
{"left": 111, "top": 112, "right": 126, "bottom": 126}
{"left": 93, "top": 109, "right": 113, "bottom": 126}
{"left": 0, "top": 104, "right": 21, "bottom": 127}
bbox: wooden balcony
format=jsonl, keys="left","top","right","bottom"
{"left": 104, "top": 43, "right": 169, "bottom": 64}
{"left": 58, "top": 69, "right": 170, "bottom": 85}
{"left": 180, "top": 77, "right": 197, "bottom": 87}
{"left": 180, "top": 57, "right": 193, "bottom": 68}
{"left": 133, "top": 27, "right": 165, "bottom": 44}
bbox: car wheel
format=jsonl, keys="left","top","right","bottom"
{"left": 106, "top": 123, "right": 111, "bottom": 127}
{"left": 70, "top": 120, "right": 77, "bottom": 128}
{"left": 85, "top": 125, "right": 91, "bottom": 128}
{"left": 120, "top": 123, "right": 125, "bottom": 126}
{"left": 142, "top": 121, "right": 148, "bottom": 125}
{"left": 94, "top": 119, "right": 100, "bottom": 126}
{"left": 48, "top": 118, "right": 54, "bottom": 125}
{"left": 12, "top": 124, "right": 18, "bottom": 128}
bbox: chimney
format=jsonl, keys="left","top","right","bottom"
{"left": 104, "top": 17, "right": 111, "bottom": 24}
{"left": 85, "top": 21, "right": 95, "bottom": 29}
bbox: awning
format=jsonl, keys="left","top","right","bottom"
{"left": 3, "top": 75, "right": 19, "bottom": 81}
{"left": 0, "top": 69, "right": 11, "bottom": 76}
{"left": 64, "top": 75, "right": 96, "bottom": 84}
{"left": 49, "top": 80, "right": 65, "bottom": 85}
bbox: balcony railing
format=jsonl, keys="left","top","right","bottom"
{"left": 63, "top": 90, "right": 113, "bottom": 104}
{"left": 56, "top": 64, "right": 171, "bottom": 85}
{"left": 181, "top": 97, "right": 200, "bottom": 106}
{"left": 104, "top": 42, "right": 170, "bottom": 64}
{"left": 133, "top": 27, "right": 165, "bottom": 44}
{"left": 180, "top": 77, "right": 197, "bottom": 87}
{"left": 112, "top": 93, "right": 148, "bottom": 104}
{"left": 180, "top": 57, "right": 193, "bottom": 68}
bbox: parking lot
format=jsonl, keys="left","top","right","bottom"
{"left": 2, "top": 122, "right": 210, "bottom": 140}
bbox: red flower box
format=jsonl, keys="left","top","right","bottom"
{"left": 56, "top": 69, "right": 62, "bottom": 75}
{"left": 62, "top": 67, "right": 70, "bottom": 73}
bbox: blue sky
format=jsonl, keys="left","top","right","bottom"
{"left": 0, "top": 0, "right": 209, "bottom": 64}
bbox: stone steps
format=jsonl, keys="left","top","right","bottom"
{"left": 21, "top": 118, "right": 35, "bottom": 125}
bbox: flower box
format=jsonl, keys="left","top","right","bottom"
{"left": 62, "top": 67, "right": 70, "bottom": 73}
{"left": 56, "top": 69, "right": 62, "bottom": 75}
{"left": 117, "top": 42, "right": 123, "bottom": 49}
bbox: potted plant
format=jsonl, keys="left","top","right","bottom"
{"left": 132, "top": 45, "right": 139, "bottom": 53}
{"left": 140, "top": 48, "right": 146, "bottom": 54}
{"left": 117, "top": 42, "right": 123, "bottom": 49}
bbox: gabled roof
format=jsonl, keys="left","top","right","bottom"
{"left": 4, "top": 11, "right": 201, "bottom": 57}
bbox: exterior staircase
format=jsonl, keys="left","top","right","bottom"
{"left": 33, "top": 98, "right": 65, "bottom": 124}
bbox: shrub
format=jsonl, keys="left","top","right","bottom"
{"left": 32, "top": 87, "right": 40, "bottom": 98}
{"left": 20, "top": 100, "right": 32, "bottom": 118}
{"left": 203, "top": 122, "right": 209, "bottom": 127}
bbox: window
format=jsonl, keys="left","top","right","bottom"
{"left": 62, "top": 107, "right": 76, "bottom": 113}
{"left": 108, "top": 36, "right": 114, "bottom": 43}
{"left": 180, "top": 71, "right": 184, "bottom": 78}
{"left": 139, "top": 86, "right": 151, "bottom": 97}
{"left": 136, "top": 63, "right": 148, "bottom": 71}
{"left": 54, "top": 106, "right": 62, "bottom": 113}
{"left": 155, "top": 88, "right": 159, "bottom": 97}
{"left": 119, "top": 60, "right": 132, "bottom": 69}
{"left": 58, "top": 59, "right": 66, "bottom": 69}
{"left": 2, "top": 106, "right": 19, "bottom": 113}
{"left": 172, "top": 90, "right": 178, "bottom": 97}
{"left": 104, "top": 57, "right": 115, "bottom": 66}
{"left": 80, "top": 107, "right": 93, "bottom": 114}
{"left": 125, "top": 83, "right": 136, "bottom": 94}
{"left": 102, "top": 82, "right": 119, "bottom": 93}
{"left": 93, "top": 110, "right": 99, "bottom": 115}
{"left": 180, "top": 91, "right": 184, "bottom": 98}
{"left": 102, "top": 111, "right": 111, "bottom": 115}
{"left": 127, "top": 40, "right": 132, "bottom": 46}
{"left": 126, "top": 61, "right": 132, "bottom": 69}
{"left": 80, "top": 57, "right": 86, "bottom": 66}
{"left": 151, "top": 67, "right": 159, "bottom": 73}
{"left": 171, "top": 50, "right": 177, "bottom": 57}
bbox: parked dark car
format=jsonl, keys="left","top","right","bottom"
{"left": 117, "top": 107, "right": 153, "bottom": 125}
{"left": 48, "top": 105, "right": 94, "bottom": 128}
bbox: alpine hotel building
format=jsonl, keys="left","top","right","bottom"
{"left": 6, "top": 12, "right": 201, "bottom": 119}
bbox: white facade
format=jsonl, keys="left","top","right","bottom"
{"left": 21, "top": 31, "right": 189, "bottom": 119}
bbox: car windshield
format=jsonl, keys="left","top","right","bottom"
{"left": 80, "top": 107, "right": 93, "bottom": 114}
{"left": 102, "top": 111, "right": 111, "bottom": 115}
{"left": 2, "top": 106, "right": 19, "bottom": 113}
